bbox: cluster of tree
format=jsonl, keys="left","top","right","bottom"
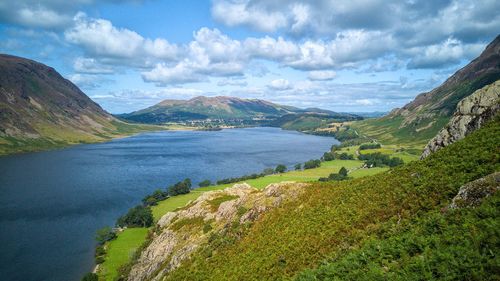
{"left": 81, "top": 273, "right": 98, "bottom": 281}
{"left": 358, "top": 152, "right": 404, "bottom": 167}
{"left": 319, "top": 167, "right": 349, "bottom": 182}
{"left": 142, "top": 189, "right": 169, "bottom": 206}
{"left": 304, "top": 159, "right": 321, "bottom": 169}
{"left": 322, "top": 151, "right": 355, "bottom": 161}
{"left": 168, "top": 178, "right": 192, "bottom": 196}
{"left": 117, "top": 205, "right": 154, "bottom": 228}
{"left": 275, "top": 164, "right": 287, "bottom": 173}
{"left": 359, "top": 143, "right": 381, "bottom": 150}
{"left": 198, "top": 179, "right": 212, "bottom": 187}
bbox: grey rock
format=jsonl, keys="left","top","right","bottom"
{"left": 449, "top": 172, "right": 500, "bottom": 209}
{"left": 421, "top": 80, "right": 500, "bottom": 159}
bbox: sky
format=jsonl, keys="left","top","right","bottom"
{"left": 0, "top": 1, "right": 499, "bottom": 114}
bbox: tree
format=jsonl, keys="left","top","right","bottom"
{"left": 322, "top": 152, "right": 336, "bottom": 161}
{"left": 95, "top": 226, "right": 116, "bottom": 245}
{"left": 339, "top": 167, "right": 348, "bottom": 177}
{"left": 81, "top": 272, "right": 98, "bottom": 281}
{"left": 304, "top": 159, "right": 321, "bottom": 169}
{"left": 117, "top": 205, "right": 153, "bottom": 228}
{"left": 142, "top": 189, "right": 169, "bottom": 206}
{"left": 294, "top": 163, "right": 302, "bottom": 170}
{"left": 275, "top": 164, "right": 287, "bottom": 173}
{"left": 168, "top": 178, "right": 192, "bottom": 196}
{"left": 199, "top": 179, "right": 212, "bottom": 187}
{"left": 263, "top": 168, "right": 275, "bottom": 175}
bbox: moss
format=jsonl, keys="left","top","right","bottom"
{"left": 206, "top": 195, "right": 239, "bottom": 212}
{"left": 170, "top": 217, "right": 205, "bottom": 232}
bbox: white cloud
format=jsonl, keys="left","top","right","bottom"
{"left": 141, "top": 62, "right": 205, "bottom": 85}
{"left": 407, "top": 37, "right": 485, "bottom": 69}
{"left": 16, "top": 6, "right": 70, "bottom": 29}
{"left": 65, "top": 13, "right": 178, "bottom": 61}
{"left": 73, "top": 57, "right": 114, "bottom": 74}
{"left": 308, "top": 70, "right": 336, "bottom": 81}
{"left": 268, "top": 79, "right": 292, "bottom": 90}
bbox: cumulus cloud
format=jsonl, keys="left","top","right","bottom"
{"left": 268, "top": 79, "right": 292, "bottom": 90}
{"left": 73, "top": 57, "right": 115, "bottom": 74}
{"left": 65, "top": 13, "right": 178, "bottom": 61}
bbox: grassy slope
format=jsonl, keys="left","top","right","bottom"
{"left": 0, "top": 121, "right": 187, "bottom": 156}
{"left": 162, "top": 117, "right": 499, "bottom": 281}
{"left": 350, "top": 115, "right": 450, "bottom": 146}
{"left": 99, "top": 156, "right": 402, "bottom": 280}
{"left": 98, "top": 228, "right": 149, "bottom": 281}
{"left": 98, "top": 144, "right": 420, "bottom": 280}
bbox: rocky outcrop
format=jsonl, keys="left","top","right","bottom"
{"left": 128, "top": 182, "right": 308, "bottom": 281}
{"left": 449, "top": 172, "right": 500, "bottom": 209}
{"left": 421, "top": 80, "right": 500, "bottom": 158}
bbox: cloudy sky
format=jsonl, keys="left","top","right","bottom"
{"left": 0, "top": 0, "right": 498, "bottom": 113}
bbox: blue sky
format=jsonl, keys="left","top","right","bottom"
{"left": 0, "top": 1, "right": 499, "bottom": 113}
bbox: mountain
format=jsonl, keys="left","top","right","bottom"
{"left": 118, "top": 96, "right": 357, "bottom": 124}
{"left": 351, "top": 35, "right": 500, "bottom": 145}
{"left": 0, "top": 54, "right": 152, "bottom": 155}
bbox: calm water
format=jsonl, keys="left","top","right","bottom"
{"left": 0, "top": 127, "right": 337, "bottom": 281}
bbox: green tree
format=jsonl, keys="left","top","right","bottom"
{"left": 263, "top": 168, "right": 275, "bottom": 175}
{"left": 295, "top": 163, "right": 302, "bottom": 170}
{"left": 95, "top": 226, "right": 116, "bottom": 245}
{"left": 168, "top": 178, "right": 192, "bottom": 196}
{"left": 275, "top": 164, "right": 287, "bottom": 173}
{"left": 81, "top": 272, "right": 98, "bottom": 281}
{"left": 199, "top": 179, "right": 212, "bottom": 187}
{"left": 339, "top": 167, "right": 348, "bottom": 177}
{"left": 117, "top": 205, "right": 153, "bottom": 227}
{"left": 304, "top": 159, "right": 321, "bottom": 169}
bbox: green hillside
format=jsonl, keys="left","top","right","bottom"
{"left": 161, "top": 116, "right": 499, "bottom": 280}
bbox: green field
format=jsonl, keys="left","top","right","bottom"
{"left": 98, "top": 145, "right": 417, "bottom": 280}
{"left": 98, "top": 228, "right": 149, "bottom": 281}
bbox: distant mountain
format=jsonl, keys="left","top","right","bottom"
{"left": 0, "top": 54, "right": 150, "bottom": 155}
{"left": 119, "top": 96, "right": 356, "bottom": 124}
{"left": 352, "top": 35, "right": 500, "bottom": 145}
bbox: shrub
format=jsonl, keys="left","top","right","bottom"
{"left": 168, "top": 178, "right": 192, "bottom": 196}
{"left": 142, "top": 189, "right": 169, "bottom": 206}
{"left": 81, "top": 272, "right": 98, "bottom": 281}
{"left": 304, "top": 159, "right": 321, "bottom": 169}
{"left": 117, "top": 205, "right": 154, "bottom": 228}
{"left": 199, "top": 180, "right": 212, "bottom": 187}
{"left": 359, "top": 143, "right": 381, "bottom": 150}
{"left": 95, "top": 226, "right": 116, "bottom": 245}
{"left": 295, "top": 163, "right": 302, "bottom": 170}
{"left": 275, "top": 164, "right": 287, "bottom": 173}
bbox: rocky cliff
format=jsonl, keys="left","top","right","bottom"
{"left": 421, "top": 80, "right": 500, "bottom": 158}
{"left": 127, "top": 182, "right": 307, "bottom": 281}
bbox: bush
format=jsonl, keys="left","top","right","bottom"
{"left": 263, "top": 168, "right": 275, "bottom": 175}
{"left": 358, "top": 152, "right": 404, "bottom": 167}
{"left": 95, "top": 226, "right": 116, "bottom": 245}
{"left": 95, "top": 256, "right": 105, "bottom": 264}
{"left": 322, "top": 152, "right": 336, "bottom": 161}
{"left": 117, "top": 205, "right": 154, "bottom": 228}
{"left": 337, "top": 152, "right": 354, "bottom": 160}
{"left": 199, "top": 180, "right": 212, "bottom": 187}
{"left": 142, "top": 189, "right": 169, "bottom": 206}
{"left": 304, "top": 159, "right": 321, "bottom": 169}
{"left": 168, "top": 178, "right": 192, "bottom": 196}
{"left": 95, "top": 245, "right": 105, "bottom": 257}
{"left": 359, "top": 143, "right": 381, "bottom": 150}
{"left": 275, "top": 164, "right": 287, "bottom": 173}
{"left": 318, "top": 167, "right": 349, "bottom": 182}
{"left": 295, "top": 163, "right": 302, "bottom": 170}
{"left": 81, "top": 272, "right": 98, "bottom": 281}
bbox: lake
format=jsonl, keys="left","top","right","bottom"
{"left": 0, "top": 127, "right": 337, "bottom": 281}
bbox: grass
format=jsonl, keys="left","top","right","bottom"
{"left": 162, "top": 116, "right": 500, "bottom": 281}
{"left": 98, "top": 141, "right": 422, "bottom": 280}
{"left": 206, "top": 195, "right": 239, "bottom": 211}
{"left": 99, "top": 228, "right": 149, "bottom": 281}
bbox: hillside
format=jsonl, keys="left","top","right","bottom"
{"left": 0, "top": 54, "right": 156, "bottom": 155}
{"left": 351, "top": 35, "right": 500, "bottom": 145}
{"left": 118, "top": 96, "right": 358, "bottom": 125}
{"left": 123, "top": 113, "right": 499, "bottom": 281}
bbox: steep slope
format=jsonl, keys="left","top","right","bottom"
{"left": 352, "top": 35, "right": 500, "bottom": 145}
{"left": 0, "top": 54, "right": 152, "bottom": 155}
{"left": 126, "top": 115, "right": 499, "bottom": 280}
{"left": 119, "top": 96, "right": 356, "bottom": 124}
{"left": 421, "top": 80, "right": 500, "bottom": 158}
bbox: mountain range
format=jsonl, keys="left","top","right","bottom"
{"left": 118, "top": 95, "right": 358, "bottom": 125}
